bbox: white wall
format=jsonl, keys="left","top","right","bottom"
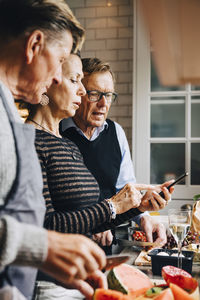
{"left": 66, "top": 0, "right": 133, "bottom": 150}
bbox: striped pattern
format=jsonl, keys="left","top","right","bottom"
{"left": 35, "top": 130, "right": 141, "bottom": 234}
{"left": 35, "top": 130, "right": 112, "bottom": 234}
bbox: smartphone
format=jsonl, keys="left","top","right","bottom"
{"left": 159, "top": 172, "right": 189, "bottom": 198}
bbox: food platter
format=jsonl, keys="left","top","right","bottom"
{"left": 135, "top": 250, "right": 151, "bottom": 266}
{"left": 117, "top": 238, "right": 154, "bottom": 248}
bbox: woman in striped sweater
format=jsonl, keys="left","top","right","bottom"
{"left": 24, "top": 53, "right": 171, "bottom": 299}
{"left": 26, "top": 53, "right": 169, "bottom": 236}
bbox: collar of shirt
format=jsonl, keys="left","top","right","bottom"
{"left": 62, "top": 117, "right": 108, "bottom": 141}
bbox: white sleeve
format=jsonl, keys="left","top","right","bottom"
{"left": 114, "top": 122, "right": 136, "bottom": 191}
{"left": 0, "top": 215, "right": 48, "bottom": 270}
{"left": 114, "top": 122, "right": 149, "bottom": 225}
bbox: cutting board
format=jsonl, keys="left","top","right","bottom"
{"left": 135, "top": 250, "right": 151, "bottom": 266}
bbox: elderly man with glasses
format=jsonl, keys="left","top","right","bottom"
{"left": 60, "top": 57, "right": 168, "bottom": 254}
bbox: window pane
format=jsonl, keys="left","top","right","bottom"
{"left": 191, "top": 85, "right": 200, "bottom": 91}
{"left": 151, "top": 58, "right": 185, "bottom": 92}
{"left": 191, "top": 143, "right": 200, "bottom": 185}
{"left": 150, "top": 143, "right": 185, "bottom": 184}
{"left": 191, "top": 97, "right": 200, "bottom": 137}
{"left": 151, "top": 97, "right": 185, "bottom": 137}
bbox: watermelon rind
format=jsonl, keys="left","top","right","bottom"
{"left": 107, "top": 268, "right": 128, "bottom": 294}
{"left": 146, "top": 287, "right": 164, "bottom": 297}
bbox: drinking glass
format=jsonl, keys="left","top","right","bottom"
{"left": 168, "top": 209, "right": 191, "bottom": 269}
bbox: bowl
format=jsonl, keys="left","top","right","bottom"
{"left": 148, "top": 248, "right": 194, "bottom": 275}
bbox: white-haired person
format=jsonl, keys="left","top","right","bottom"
{"left": 0, "top": 1, "right": 107, "bottom": 299}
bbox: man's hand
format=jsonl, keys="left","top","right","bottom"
{"left": 138, "top": 180, "right": 174, "bottom": 212}
{"left": 92, "top": 230, "right": 113, "bottom": 246}
{"left": 140, "top": 215, "right": 167, "bottom": 247}
{"left": 40, "top": 231, "right": 106, "bottom": 284}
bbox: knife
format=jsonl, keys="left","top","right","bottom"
{"left": 116, "top": 238, "right": 154, "bottom": 247}
{"left": 103, "top": 255, "right": 131, "bottom": 271}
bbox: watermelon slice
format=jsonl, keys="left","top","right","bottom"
{"left": 154, "top": 288, "right": 174, "bottom": 300}
{"left": 189, "top": 285, "right": 200, "bottom": 300}
{"left": 93, "top": 288, "right": 131, "bottom": 300}
{"left": 131, "top": 287, "right": 154, "bottom": 298}
{"left": 107, "top": 264, "right": 153, "bottom": 295}
{"left": 169, "top": 283, "right": 194, "bottom": 300}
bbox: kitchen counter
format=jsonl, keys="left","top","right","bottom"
{"left": 114, "top": 223, "right": 200, "bottom": 284}
{"left": 119, "top": 246, "right": 200, "bottom": 285}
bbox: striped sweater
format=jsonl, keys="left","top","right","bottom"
{"left": 35, "top": 130, "right": 141, "bottom": 234}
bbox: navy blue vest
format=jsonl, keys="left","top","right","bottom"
{"left": 61, "top": 119, "right": 122, "bottom": 202}
{"left": 0, "top": 85, "right": 45, "bottom": 299}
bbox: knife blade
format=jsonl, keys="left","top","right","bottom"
{"left": 103, "top": 255, "right": 131, "bottom": 271}
{"left": 117, "top": 238, "right": 154, "bottom": 247}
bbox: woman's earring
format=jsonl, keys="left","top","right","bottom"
{"left": 40, "top": 94, "right": 49, "bottom": 106}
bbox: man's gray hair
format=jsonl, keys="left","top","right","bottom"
{"left": 0, "top": 0, "right": 85, "bottom": 52}
{"left": 81, "top": 58, "right": 115, "bottom": 82}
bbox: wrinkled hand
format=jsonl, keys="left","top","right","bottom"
{"left": 140, "top": 215, "right": 167, "bottom": 247}
{"left": 109, "top": 183, "right": 156, "bottom": 214}
{"left": 138, "top": 180, "right": 174, "bottom": 212}
{"left": 92, "top": 230, "right": 113, "bottom": 247}
{"left": 41, "top": 231, "right": 106, "bottom": 285}
{"left": 64, "top": 270, "right": 108, "bottom": 300}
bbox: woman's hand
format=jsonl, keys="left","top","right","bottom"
{"left": 92, "top": 230, "right": 113, "bottom": 247}
{"left": 42, "top": 232, "right": 107, "bottom": 300}
{"left": 138, "top": 180, "right": 174, "bottom": 212}
{"left": 41, "top": 231, "right": 106, "bottom": 284}
{"left": 108, "top": 183, "right": 156, "bottom": 215}
{"left": 65, "top": 270, "right": 107, "bottom": 300}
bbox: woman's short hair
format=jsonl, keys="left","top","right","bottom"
{"left": 0, "top": 0, "right": 84, "bottom": 52}
{"left": 81, "top": 58, "right": 115, "bottom": 82}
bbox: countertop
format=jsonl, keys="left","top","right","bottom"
{"left": 114, "top": 223, "right": 200, "bottom": 284}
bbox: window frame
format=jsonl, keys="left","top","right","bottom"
{"left": 132, "top": 0, "right": 200, "bottom": 199}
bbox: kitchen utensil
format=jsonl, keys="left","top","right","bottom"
{"left": 117, "top": 238, "right": 154, "bottom": 247}
{"left": 104, "top": 255, "right": 131, "bottom": 271}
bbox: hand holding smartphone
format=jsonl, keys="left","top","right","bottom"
{"left": 159, "top": 172, "right": 188, "bottom": 199}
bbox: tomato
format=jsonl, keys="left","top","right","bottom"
{"left": 162, "top": 266, "right": 198, "bottom": 292}
{"left": 133, "top": 231, "right": 147, "bottom": 242}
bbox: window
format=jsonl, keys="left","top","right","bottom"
{"left": 133, "top": 0, "right": 200, "bottom": 199}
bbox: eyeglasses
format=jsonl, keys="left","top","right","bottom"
{"left": 86, "top": 90, "right": 118, "bottom": 103}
